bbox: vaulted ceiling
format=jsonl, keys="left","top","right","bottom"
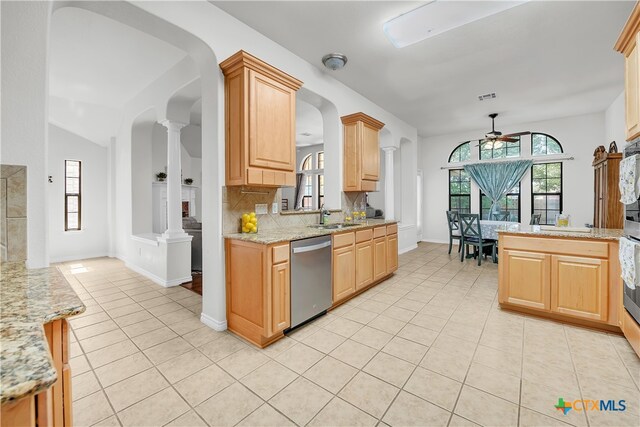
{"left": 214, "top": 1, "right": 633, "bottom": 137}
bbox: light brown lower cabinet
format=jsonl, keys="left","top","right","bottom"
{"left": 225, "top": 224, "right": 399, "bottom": 346}
{"left": 550, "top": 255, "right": 608, "bottom": 322}
{"left": 355, "top": 240, "right": 374, "bottom": 290}
{"left": 1, "top": 319, "right": 73, "bottom": 427}
{"left": 225, "top": 239, "right": 291, "bottom": 347}
{"left": 373, "top": 236, "right": 387, "bottom": 282}
{"left": 498, "top": 234, "right": 620, "bottom": 329}
{"left": 333, "top": 244, "right": 356, "bottom": 303}
{"left": 500, "top": 249, "right": 551, "bottom": 311}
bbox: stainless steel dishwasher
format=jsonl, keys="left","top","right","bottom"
{"left": 290, "top": 235, "right": 332, "bottom": 329}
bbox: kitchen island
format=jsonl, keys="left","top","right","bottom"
{"left": 1, "top": 263, "right": 85, "bottom": 427}
{"left": 224, "top": 220, "right": 398, "bottom": 347}
{"left": 497, "top": 225, "right": 624, "bottom": 331}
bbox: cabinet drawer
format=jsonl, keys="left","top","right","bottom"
{"left": 500, "top": 235, "right": 609, "bottom": 258}
{"left": 386, "top": 224, "right": 397, "bottom": 235}
{"left": 272, "top": 243, "right": 289, "bottom": 264}
{"left": 355, "top": 229, "right": 373, "bottom": 243}
{"left": 333, "top": 232, "right": 355, "bottom": 249}
{"left": 373, "top": 226, "right": 386, "bottom": 239}
{"left": 361, "top": 180, "right": 376, "bottom": 192}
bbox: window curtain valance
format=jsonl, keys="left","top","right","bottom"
{"left": 464, "top": 159, "right": 532, "bottom": 218}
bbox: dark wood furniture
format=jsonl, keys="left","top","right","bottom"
{"left": 593, "top": 153, "right": 623, "bottom": 229}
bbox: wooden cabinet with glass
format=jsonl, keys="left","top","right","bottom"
{"left": 498, "top": 233, "right": 621, "bottom": 330}
{"left": 220, "top": 51, "right": 303, "bottom": 187}
{"left": 593, "top": 153, "right": 623, "bottom": 229}
{"left": 615, "top": 2, "right": 640, "bottom": 141}
{"left": 342, "top": 113, "right": 385, "bottom": 192}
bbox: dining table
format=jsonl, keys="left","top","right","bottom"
{"left": 463, "top": 220, "right": 521, "bottom": 262}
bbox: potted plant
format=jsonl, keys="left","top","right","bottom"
{"left": 184, "top": 178, "right": 193, "bottom": 185}
{"left": 156, "top": 172, "right": 167, "bottom": 182}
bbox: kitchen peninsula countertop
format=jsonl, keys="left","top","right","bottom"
{"left": 0, "top": 263, "right": 85, "bottom": 404}
{"left": 224, "top": 219, "right": 398, "bottom": 244}
{"left": 496, "top": 224, "right": 623, "bottom": 240}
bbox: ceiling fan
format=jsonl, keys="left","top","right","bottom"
{"left": 477, "top": 113, "right": 530, "bottom": 149}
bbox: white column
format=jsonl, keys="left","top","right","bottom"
{"left": 383, "top": 146, "right": 397, "bottom": 220}
{"left": 160, "top": 120, "right": 188, "bottom": 239}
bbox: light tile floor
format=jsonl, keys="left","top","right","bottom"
{"left": 58, "top": 243, "right": 640, "bottom": 427}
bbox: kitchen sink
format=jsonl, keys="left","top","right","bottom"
{"left": 309, "top": 223, "right": 360, "bottom": 229}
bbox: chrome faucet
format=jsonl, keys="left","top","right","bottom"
{"left": 319, "top": 204, "right": 330, "bottom": 225}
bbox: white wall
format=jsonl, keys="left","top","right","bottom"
{"left": 1, "top": 1, "right": 51, "bottom": 268}
{"left": 421, "top": 112, "right": 605, "bottom": 243}
{"left": 48, "top": 124, "right": 109, "bottom": 262}
{"left": 5, "top": 1, "right": 419, "bottom": 333}
{"left": 605, "top": 91, "right": 625, "bottom": 149}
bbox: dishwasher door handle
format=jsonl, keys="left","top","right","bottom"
{"left": 292, "top": 240, "right": 332, "bottom": 254}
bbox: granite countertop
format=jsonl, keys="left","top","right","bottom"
{"left": 1, "top": 263, "right": 85, "bottom": 404}
{"left": 497, "top": 224, "right": 624, "bottom": 240}
{"left": 225, "top": 219, "right": 398, "bottom": 244}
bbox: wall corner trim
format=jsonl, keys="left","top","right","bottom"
{"left": 201, "top": 313, "right": 227, "bottom": 331}
{"left": 124, "top": 261, "right": 190, "bottom": 287}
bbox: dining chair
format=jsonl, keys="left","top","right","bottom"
{"left": 459, "top": 213, "right": 497, "bottom": 266}
{"left": 446, "top": 211, "right": 462, "bottom": 254}
{"left": 490, "top": 211, "right": 510, "bottom": 221}
{"left": 530, "top": 214, "right": 541, "bottom": 225}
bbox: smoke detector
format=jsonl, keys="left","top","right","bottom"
{"left": 478, "top": 92, "right": 497, "bottom": 101}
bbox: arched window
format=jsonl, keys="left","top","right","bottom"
{"left": 448, "top": 142, "right": 471, "bottom": 163}
{"left": 300, "top": 154, "right": 313, "bottom": 171}
{"left": 531, "top": 133, "right": 563, "bottom": 156}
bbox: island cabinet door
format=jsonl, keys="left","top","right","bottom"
{"left": 500, "top": 250, "right": 551, "bottom": 311}
{"left": 550, "top": 255, "right": 609, "bottom": 322}
{"left": 333, "top": 245, "right": 356, "bottom": 303}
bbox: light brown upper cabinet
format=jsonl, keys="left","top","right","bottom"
{"left": 615, "top": 3, "right": 640, "bottom": 141}
{"left": 341, "top": 113, "right": 385, "bottom": 192}
{"left": 220, "top": 51, "right": 303, "bottom": 186}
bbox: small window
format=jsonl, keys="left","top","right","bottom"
{"left": 531, "top": 162, "right": 562, "bottom": 225}
{"left": 531, "top": 133, "right": 563, "bottom": 156}
{"left": 301, "top": 154, "right": 313, "bottom": 171}
{"left": 317, "top": 151, "right": 324, "bottom": 169}
{"left": 479, "top": 137, "right": 520, "bottom": 160}
{"left": 448, "top": 142, "right": 471, "bottom": 163}
{"left": 480, "top": 184, "right": 520, "bottom": 222}
{"left": 65, "top": 160, "right": 81, "bottom": 231}
{"left": 449, "top": 169, "right": 471, "bottom": 213}
{"left": 318, "top": 175, "right": 324, "bottom": 209}
{"left": 302, "top": 174, "right": 313, "bottom": 208}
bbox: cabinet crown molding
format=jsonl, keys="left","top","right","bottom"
{"left": 340, "top": 112, "right": 385, "bottom": 130}
{"left": 219, "top": 50, "right": 303, "bottom": 90}
{"left": 615, "top": 2, "right": 640, "bottom": 54}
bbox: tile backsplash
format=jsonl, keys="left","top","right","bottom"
{"left": 223, "top": 186, "right": 365, "bottom": 234}
{"left": 1, "top": 165, "right": 27, "bottom": 262}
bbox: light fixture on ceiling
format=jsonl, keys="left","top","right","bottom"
{"left": 322, "top": 53, "right": 348, "bottom": 71}
{"left": 383, "top": 0, "right": 529, "bottom": 48}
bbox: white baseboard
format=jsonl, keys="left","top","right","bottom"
{"left": 49, "top": 252, "right": 110, "bottom": 264}
{"left": 421, "top": 239, "right": 450, "bottom": 245}
{"left": 124, "top": 262, "right": 191, "bottom": 288}
{"left": 201, "top": 313, "right": 227, "bottom": 331}
{"left": 399, "top": 244, "right": 418, "bottom": 255}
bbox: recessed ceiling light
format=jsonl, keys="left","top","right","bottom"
{"left": 322, "top": 53, "right": 348, "bottom": 71}
{"left": 383, "top": 0, "right": 529, "bottom": 48}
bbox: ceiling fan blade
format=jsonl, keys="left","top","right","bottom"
{"left": 503, "top": 131, "right": 531, "bottom": 137}
{"left": 496, "top": 137, "right": 519, "bottom": 143}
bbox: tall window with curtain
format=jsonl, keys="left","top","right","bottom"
{"left": 449, "top": 169, "right": 471, "bottom": 213}
{"left": 480, "top": 184, "right": 520, "bottom": 221}
{"left": 65, "top": 160, "right": 81, "bottom": 231}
